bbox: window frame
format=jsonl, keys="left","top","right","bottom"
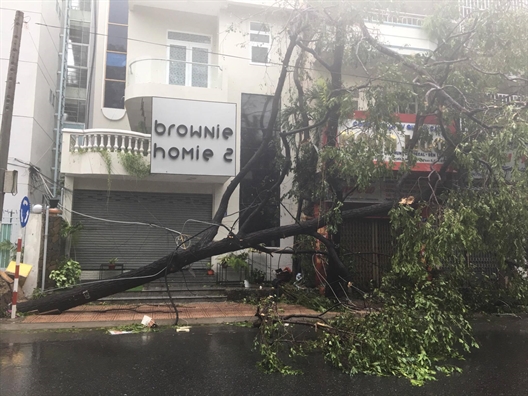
{"left": 249, "top": 21, "right": 271, "bottom": 65}
{"left": 166, "top": 30, "right": 212, "bottom": 88}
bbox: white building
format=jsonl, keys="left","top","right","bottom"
{"left": 2, "top": 0, "right": 451, "bottom": 278}
{"left": 0, "top": 1, "right": 64, "bottom": 269}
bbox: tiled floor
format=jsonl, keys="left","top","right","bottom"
{"left": 21, "top": 302, "right": 318, "bottom": 324}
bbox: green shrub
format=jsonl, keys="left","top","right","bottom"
{"left": 49, "top": 258, "right": 81, "bottom": 288}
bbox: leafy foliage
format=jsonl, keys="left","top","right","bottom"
{"left": 219, "top": 252, "right": 249, "bottom": 272}
{"left": 257, "top": 204, "right": 482, "bottom": 385}
{"left": 118, "top": 152, "right": 150, "bottom": 179}
{"left": 49, "top": 258, "right": 81, "bottom": 289}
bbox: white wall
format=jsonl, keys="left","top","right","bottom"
{"left": 0, "top": 2, "right": 63, "bottom": 237}
{"left": 22, "top": 212, "right": 43, "bottom": 297}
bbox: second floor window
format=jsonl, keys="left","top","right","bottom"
{"left": 168, "top": 32, "right": 211, "bottom": 88}
{"left": 250, "top": 22, "right": 270, "bottom": 64}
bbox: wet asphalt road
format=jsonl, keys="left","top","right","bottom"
{"left": 1, "top": 318, "right": 528, "bottom": 396}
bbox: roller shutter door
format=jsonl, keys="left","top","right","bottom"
{"left": 71, "top": 190, "right": 212, "bottom": 270}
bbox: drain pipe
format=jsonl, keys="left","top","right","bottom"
{"left": 52, "top": 0, "right": 70, "bottom": 197}
{"left": 41, "top": 204, "right": 50, "bottom": 291}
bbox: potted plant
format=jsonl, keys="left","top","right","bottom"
{"left": 49, "top": 258, "right": 81, "bottom": 288}
{"left": 108, "top": 257, "right": 118, "bottom": 270}
{"left": 248, "top": 268, "right": 266, "bottom": 285}
{"left": 219, "top": 252, "right": 250, "bottom": 285}
{"left": 206, "top": 262, "right": 215, "bottom": 276}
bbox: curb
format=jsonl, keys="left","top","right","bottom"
{"left": 0, "top": 315, "right": 257, "bottom": 332}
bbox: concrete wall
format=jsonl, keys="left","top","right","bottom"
{"left": 22, "top": 212, "right": 43, "bottom": 297}
{"left": 0, "top": 1, "right": 63, "bottom": 238}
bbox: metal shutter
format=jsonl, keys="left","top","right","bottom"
{"left": 71, "top": 190, "right": 212, "bottom": 270}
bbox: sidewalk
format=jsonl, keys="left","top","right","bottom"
{"left": 0, "top": 302, "right": 319, "bottom": 331}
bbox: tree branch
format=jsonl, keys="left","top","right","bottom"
{"left": 201, "top": 31, "right": 300, "bottom": 244}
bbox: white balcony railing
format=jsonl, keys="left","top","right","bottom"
{"left": 366, "top": 11, "right": 425, "bottom": 27}
{"left": 65, "top": 128, "right": 151, "bottom": 157}
{"left": 128, "top": 58, "right": 223, "bottom": 89}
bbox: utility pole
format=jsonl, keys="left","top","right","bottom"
{"left": 0, "top": 10, "right": 24, "bottom": 228}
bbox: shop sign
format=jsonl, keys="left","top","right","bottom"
{"left": 151, "top": 98, "right": 237, "bottom": 176}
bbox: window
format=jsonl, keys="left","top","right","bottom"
{"left": 106, "top": 52, "right": 126, "bottom": 80}
{"left": 250, "top": 22, "right": 270, "bottom": 64}
{"left": 104, "top": 81, "right": 125, "bottom": 108}
{"left": 67, "top": 21, "right": 90, "bottom": 90}
{"left": 239, "top": 93, "right": 280, "bottom": 246}
{"left": 71, "top": 0, "right": 92, "bottom": 11}
{"left": 109, "top": 0, "right": 128, "bottom": 24}
{"left": 67, "top": 67, "right": 88, "bottom": 88}
{"left": 64, "top": 98, "right": 87, "bottom": 123}
{"left": 103, "top": 0, "right": 128, "bottom": 109}
{"left": 167, "top": 31, "right": 211, "bottom": 88}
{"left": 107, "top": 25, "right": 127, "bottom": 52}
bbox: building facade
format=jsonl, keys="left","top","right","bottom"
{"left": 5, "top": 0, "right": 522, "bottom": 282}
{"left": 0, "top": 1, "right": 64, "bottom": 269}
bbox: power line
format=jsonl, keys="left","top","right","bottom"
{"left": 26, "top": 28, "right": 57, "bottom": 88}
{"left": 32, "top": 20, "right": 421, "bottom": 87}
{"left": 60, "top": 205, "right": 184, "bottom": 235}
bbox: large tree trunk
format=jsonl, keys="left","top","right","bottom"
{"left": 17, "top": 201, "right": 394, "bottom": 314}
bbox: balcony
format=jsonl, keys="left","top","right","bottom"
{"left": 125, "top": 58, "right": 227, "bottom": 132}
{"left": 129, "top": 0, "right": 224, "bottom": 15}
{"left": 61, "top": 128, "right": 234, "bottom": 183}
{"left": 364, "top": 11, "right": 435, "bottom": 55}
{"left": 61, "top": 128, "right": 150, "bottom": 177}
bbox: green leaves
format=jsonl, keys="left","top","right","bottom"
{"left": 49, "top": 259, "right": 81, "bottom": 289}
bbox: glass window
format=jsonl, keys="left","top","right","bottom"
{"left": 240, "top": 93, "right": 280, "bottom": 245}
{"left": 192, "top": 47, "right": 208, "bottom": 88}
{"left": 104, "top": 0, "right": 128, "bottom": 110}
{"left": 250, "top": 22, "right": 270, "bottom": 64}
{"left": 65, "top": 98, "right": 87, "bottom": 123}
{"left": 66, "top": 67, "right": 88, "bottom": 88}
{"left": 168, "top": 33, "right": 211, "bottom": 88}
{"left": 169, "top": 45, "right": 186, "bottom": 86}
{"left": 249, "top": 33, "right": 269, "bottom": 43}
{"left": 70, "top": 22, "right": 90, "bottom": 44}
{"left": 107, "top": 25, "right": 128, "bottom": 52}
{"left": 106, "top": 53, "right": 126, "bottom": 80}
{"left": 69, "top": 44, "right": 89, "bottom": 67}
{"left": 71, "top": 0, "right": 91, "bottom": 11}
{"left": 251, "top": 47, "right": 268, "bottom": 64}
{"left": 104, "top": 80, "right": 125, "bottom": 109}
{"left": 250, "top": 22, "right": 269, "bottom": 32}
{"left": 108, "top": 0, "right": 128, "bottom": 24}
{"left": 167, "top": 32, "right": 210, "bottom": 44}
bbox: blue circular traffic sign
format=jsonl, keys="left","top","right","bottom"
{"left": 20, "top": 196, "right": 30, "bottom": 228}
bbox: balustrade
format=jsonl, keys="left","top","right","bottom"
{"left": 65, "top": 129, "right": 151, "bottom": 156}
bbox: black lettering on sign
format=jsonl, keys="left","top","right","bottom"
{"left": 168, "top": 124, "right": 175, "bottom": 136}
{"left": 177, "top": 124, "right": 188, "bottom": 137}
{"left": 168, "top": 147, "right": 179, "bottom": 159}
{"left": 204, "top": 126, "right": 215, "bottom": 139}
{"left": 223, "top": 148, "right": 233, "bottom": 162}
{"left": 203, "top": 149, "right": 213, "bottom": 161}
{"left": 190, "top": 125, "right": 202, "bottom": 138}
{"left": 222, "top": 127, "right": 233, "bottom": 140}
{"left": 154, "top": 120, "right": 165, "bottom": 136}
{"left": 182, "top": 147, "right": 194, "bottom": 160}
{"left": 153, "top": 143, "right": 165, "bottom": 159}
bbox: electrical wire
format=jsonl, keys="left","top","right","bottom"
{"left": 60, "top": 205, "right": 183, "bottom": 235}
{"left": 29, "top": 20, "right": 424, "bottom": 88}
{"left": 162, "top": 223, "right": 220, "bottom": 326}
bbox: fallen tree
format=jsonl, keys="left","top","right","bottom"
{"left": 17, "top": 200, "right": 393, "bottom": 314}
